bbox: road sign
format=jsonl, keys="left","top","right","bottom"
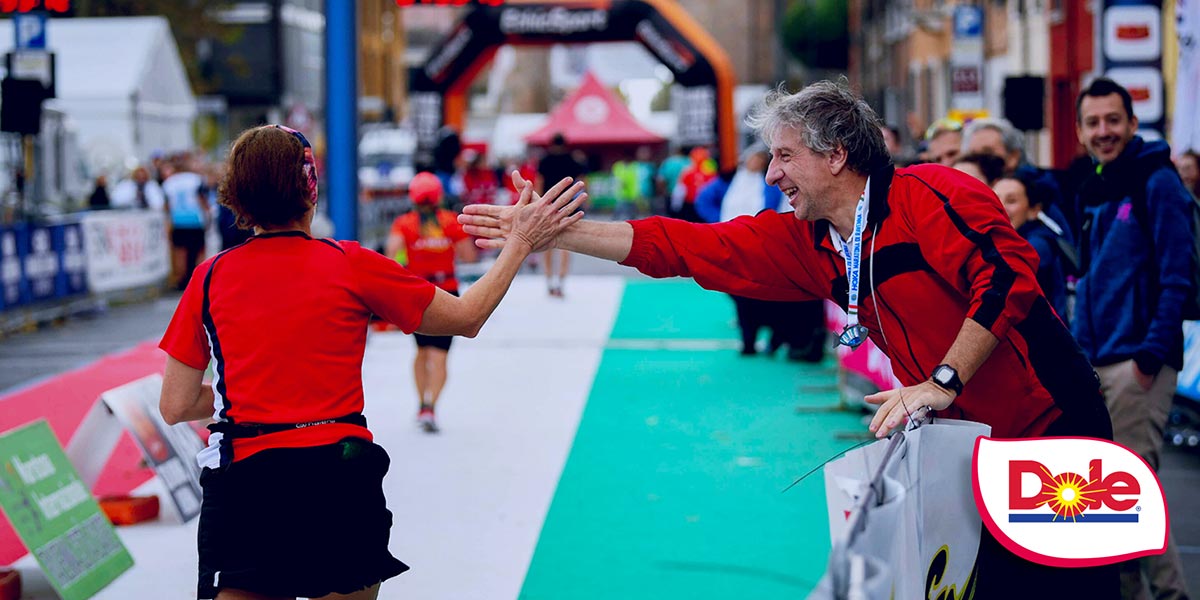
{"left": 13, "top": 12, "right": 47, "bottom": 50}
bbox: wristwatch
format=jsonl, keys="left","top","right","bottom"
{"left": 930, "top": 364, "right": 963, "bottom": 395}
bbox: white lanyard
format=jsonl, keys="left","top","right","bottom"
{"left": 832, "top": 182, "right": 871, "bottom": 349}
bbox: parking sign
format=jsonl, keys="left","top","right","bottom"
{"left": 13, "top": 12, "right": 47, "bottom": 50}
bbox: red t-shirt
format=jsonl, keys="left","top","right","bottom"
{"left": 390, "top": 210, "right": 469, "bottom": 292}
{"left": 159, "top": 231, "right": 436, "bottom": 467}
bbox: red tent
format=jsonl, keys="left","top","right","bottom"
{"left": 525, "top": 72, "right": 666, "bottom": 147}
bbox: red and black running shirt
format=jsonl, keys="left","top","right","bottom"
{"left": 389, "top": 209, "right": 469, "bottom": 292}
{"left": 159, "top": 231, "right": 436, "bottom": 467}
{"left": 621, "top": 163, "right": 1100, "bottom": 439}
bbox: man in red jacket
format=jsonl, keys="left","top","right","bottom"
{"left": 462, "top": 80, "right": 1116, "bottom": 598}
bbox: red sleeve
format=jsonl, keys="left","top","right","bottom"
{"left": 346, "top": 242, "right": 437, "bottom": 333}
{"left": 441, "top": 210, "right": 469, "bottom": 243}
{"left": 898, "top": 165, "right": 1042, "bottom": 339}
{"left": 159, "top": 261, "right": 213, "bottom": 370}
{"left": 619, "top": 213, "right": 823, "bottom": 302}
{"left": 389, "top": 215, "right": 406, "bottom": 237}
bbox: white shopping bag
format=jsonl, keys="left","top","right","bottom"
{"left": 809, "top": 454, "right": 907, "bottom": 600}
{"left": 818, "top": 418, "right": 990, "bottom": 599}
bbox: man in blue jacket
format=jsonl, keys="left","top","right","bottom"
{"left": 1073, "top": 77, "right": 1194, "bottom": 600}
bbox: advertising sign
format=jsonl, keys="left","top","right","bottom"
{"left": 80, "top": 211, "right": 169, "bottom": 294}
{"left": 0, "top": 225, "right": 28, "bottom": 311}
{"left": 950, "top": 5, "right": 985, "bottom": 111}
{"left": 408, "top": 0, "right": 734, "bottom": 169}
{"left": 974, "top": 436, "right": 1168, "bottom": 566}
{"left": 53, "top": 221, "right": 87, "bottom": 298}
{"left": 101, "top": 375, "right": 204, "bottom": 522}
{"left": 0, "top": 420, "right": 133, "bottom": 600}
{"left": 1102, "top": 1, "right": 1165, "bottom": 139}
{"left": 23, "top": 224, "right": 59, "bottom": 302}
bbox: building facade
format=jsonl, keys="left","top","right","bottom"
{"left": 850, "top": 0, "right": 1071, "bottom": 167}
{"left": 360, "top": 1, "right": 409, "bottom": 124}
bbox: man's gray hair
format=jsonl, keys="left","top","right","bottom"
{"left": 746, "top": 79, "right": 890, "bottom": 175}
{"left": 961, "top": 117, "right": 1024, "bottom": 156}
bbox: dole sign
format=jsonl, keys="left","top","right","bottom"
{"left": 973, "top": 437, "right": 1167, "bottom": 567}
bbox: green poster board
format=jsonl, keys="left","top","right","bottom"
{"left": 0, "top": 420, "right": 134, "bottom": 600}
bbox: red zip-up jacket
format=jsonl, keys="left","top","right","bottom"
{"left": 620, "top": 164, "right": 1101, "bottom": 439}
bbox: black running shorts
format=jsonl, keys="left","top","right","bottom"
{"left": 196, "top": 437, "right": 408, "bottom": 599}
{"left": 413, "top": 332, "right": 453, "bottom": 351}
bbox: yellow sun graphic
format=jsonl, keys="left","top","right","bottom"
{"left": 1033, "top": 464, "right": 1106, "bottom": 521}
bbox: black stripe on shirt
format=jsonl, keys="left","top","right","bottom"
{"left": 901, "top": 173, "right": 1016, "bottom": 331}
{"left": 201, "top": 253, "right": 234, "bottom": 467}
{"left": 828, "top": 242, "right": 933, "bottom": 307}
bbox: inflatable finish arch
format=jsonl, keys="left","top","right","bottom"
{"left": 409, "top": 0, "right": 738, "bottom": 172}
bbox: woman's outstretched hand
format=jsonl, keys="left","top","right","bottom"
{"left": 460, "top": 172, "right": 587, "bottom": 253}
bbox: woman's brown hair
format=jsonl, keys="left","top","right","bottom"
{"left": 219, "top": 126, "right": 312, "bottom": 230}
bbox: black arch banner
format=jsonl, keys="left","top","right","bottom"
{"left": 407, "top": 0, "right": 736, "bottom": 171}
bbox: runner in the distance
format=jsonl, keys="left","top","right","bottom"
{"left": 385, "top": 172, "right": 476, "bottom": 433}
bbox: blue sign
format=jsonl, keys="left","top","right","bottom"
{"left": 53, "top": 222, "right": 87, "bottom": 298}
{"left": 23, "top": 225, "right": 60, "bottom": 302}
{"left": 953, "top": 5, "right": 983, "bottom": 39}
{"left": 13, "top": 13, "right": 48, "bottom": 50}
{"left": 0, "top": 224, "right": 31, "bottom": 311}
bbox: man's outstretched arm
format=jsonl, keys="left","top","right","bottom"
{"left": 556, "top": 220, "right": 633, "bottom": 262}
{"left": 460, "top": 172, "right": 822, "bottom": 302}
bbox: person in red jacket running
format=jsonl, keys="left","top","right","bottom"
{"left": 386, "top": 172, "right": 476, "bottom": 433}
{"left": 460, "top": 80, "right": 1117, "bottom": 599}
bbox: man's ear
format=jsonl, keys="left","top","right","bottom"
{"left": 828, "top": 145, "right": 849, "bottom": 176}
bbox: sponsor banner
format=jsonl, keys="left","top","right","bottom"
{"left": 0, "top": 224, "right": 29, "bottom": 311}
{"left": 671, "top": 85, "right": 716, "bottom": 147}
{"left": 635, "top": 18, "right": 695, "bottom": 73}
{"left": 80, "top": 210, "right": 169, "bottom": 294}
{"left": 499, "top": 6, "right": 609, "bottom": 36}
{"left": 101, "top": 375, "right": 204, "bottom": 522}
{"left": 23, "top": 224, "right": 60, "bottom": 302}
{"left": 53, "top": 221, "right": 87, "bottom": 298}
{"left": 1103, "top": 0, "right": 1165, "bottom": 136}
{"left": 411, "top": 91, "right": 444, "bottom": 150}
{"left": 409, "top": 1, "right": 722, "bottom": 155}
{"left": 0, "top": 420, "right": 134, "bottom": 600}
{"left": 424, "top": 24, "right": 474, "bottom": 84}
{"left": 973, "top": 436, "right": 1168, "bottom": 566}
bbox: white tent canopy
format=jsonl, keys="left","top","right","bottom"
{"left": 0, "top": 16, "right": 196, "bottom": 176}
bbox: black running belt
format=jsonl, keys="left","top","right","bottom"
{"left": 208, "top": 413, "right": 367, "bottom": 439}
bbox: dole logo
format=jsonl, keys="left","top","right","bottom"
{"left": 973, "top": 437, "right": 1168, "bottom": 567}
